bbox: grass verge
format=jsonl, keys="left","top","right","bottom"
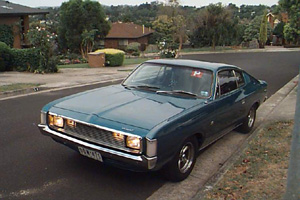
{"left": 58, "top": 63, "right": 89, "bottom": 69}
{"left": 0, "top": 83, "right": 40, "bottom": 93}
{"left": 203, "top": 121, "right": 293, "bottom": 200}
{"left": 58, "top": 58, "right": 151, "bottom": 69}
{"left": 123, "top": 57, "right": 151, "bottom": 65}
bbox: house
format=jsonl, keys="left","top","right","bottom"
{"left": 104, "top": 22, "right": 154, "bottom": 50}
{"left": 0, "top": 1, "right": 49, "bottom": 48}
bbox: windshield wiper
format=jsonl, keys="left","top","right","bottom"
{"left": 122, "top": 84, "right": 136, "bottom": 90}
{"left": 136, "top": 85, "right": 160, "bottom": 90}
{"left": 122, "top": 84, "right": 160, "bottom": 91}
{"left": 156, "top": 90, "right": 198, "bottom": 97}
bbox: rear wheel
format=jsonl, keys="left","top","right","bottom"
{"left": 163, "top": 136, "right": 198, "bottom": 182}
{"left": 238, "top": 105, "right": 256, "bottom": 133}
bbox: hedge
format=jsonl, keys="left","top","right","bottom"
{"left": 0, "top": 42, "right": 12, "bottom": 71}
{"left": 96, "top": 48, "right": 125, "bottom": 67}
{"left": 10, "top": 48, "right": 41, "bottom": 72}
{"left": 0, "top": 42, "right": 44, "bottom": 72}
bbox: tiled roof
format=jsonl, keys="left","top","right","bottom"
{"left": 0, "top": 1, "right": 49, "bottom": 16}
{"left": 106, "top": 22, "right": 154, "bottom": 39}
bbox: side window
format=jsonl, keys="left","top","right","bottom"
{"left": 235, "top": 70, "right": 245, "bottom": 87}
{"left": 217, "top": 70, "right": 238, "bottom": 96}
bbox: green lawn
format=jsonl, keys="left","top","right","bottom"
{"left": 0, "top": 83, "right": 40, "bottom": 93}
{"left": 58, "top": 63, "right": 89, "bottom": 69}
{"left": 58, "top": 57, "right": 151, "bottom": 69}
{"left": 181, "top": 46, "right": 235, "bottom": 53}
{"left": 123, "top": 57, "right": 151, "bottom": 65}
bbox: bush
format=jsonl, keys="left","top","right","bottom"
{"left": 126, "top": 42, "right": 140, "bottom": 54}
{"left": 96, "top": 48, "right": 125, "bottom": 67}
{"left": 44, "top": 56, "right": 58, "bottom": 73}
{"left": 10, "top": 48, "right": 41, "bottom": 72}
{"left": 0, "top": 42, "right": 12, "bottom": 71}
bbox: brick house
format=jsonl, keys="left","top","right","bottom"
{"left": 0, "top": 1, "right": 49, "bottom": 48}
{"left": 104, "top": 22, "right": 154, "bottom": 50}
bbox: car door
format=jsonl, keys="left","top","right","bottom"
{"left": 210, "top": 69, "right": 245, "bottom": 140}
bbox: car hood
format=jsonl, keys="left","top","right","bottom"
{"left": 53, "top": 85, "right": 205, "bottom": 130}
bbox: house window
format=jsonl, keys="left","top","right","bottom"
{"left": 118, "top": 39, "right": 128, "bottom": 46}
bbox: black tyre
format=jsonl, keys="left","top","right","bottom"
{"left": 238, "top": 105, "right": 256, "bottom": 133}
{"left": 163, "top": 136, "right": 198, "bottom": 182}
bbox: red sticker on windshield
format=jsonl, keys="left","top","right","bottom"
{"left": 191, "top": 70, "right": 203, "bottom": 78}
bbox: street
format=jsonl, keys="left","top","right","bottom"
{"left": 0, "top": 51, "right": 299, "bottom": 200}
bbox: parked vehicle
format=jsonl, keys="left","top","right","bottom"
{"left": 38, "top": 59, "right": 267, "bottom": 181}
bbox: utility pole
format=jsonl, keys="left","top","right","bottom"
{"left": 284, "top": 68, "right": 300, "bottom": 200}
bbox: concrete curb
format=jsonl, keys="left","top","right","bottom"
{"left": 192, "top": 75, "right": 299, "bottom": 199}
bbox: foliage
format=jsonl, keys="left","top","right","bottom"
{"left": 158, "top": 41, "right": 178, "bottom": 58}
{"left": 273, "top": 22, "right": 285, "bottom": 38}
{"left": 237, "top": 4, "right": 268, "bottom": 20}
{"left": 96, "top": 49, "right": 125, "bottom": 66}
{"left": 0, "top": 42, "right": 12, "bottom": 71}
{"left": 105, "top": 2, "right": 160, "bottom": 27}
{"left": 0, "top": 25, "right": 14, "bottom": 47}
{"left": 283, "top": 23, "right": 299, "bottom": 44}
{"left": 27, "top": 24, "right": 58, "bottom": 72}
{"left": 243, "top": 16, "right": 272, "bottom": 42}
{"left": 259, "top": 12, "right": 268, "bottom": 47}
{"left": 58, "top": 0, "right": 110, "bottom": 53}
{"left": 0, "top": 42, "right": 42, "bottom": 72}
{"left": 81, "top": 29, "right": 98, "bottom": 59}
{"left": 10, "top": 48, "right": 41, "bottom": 72}
{"left": 191, "top": 3, "right": 233, "bottom": 49}
{"left": 126, "top": 42, "right": 141, "bottom": 55}
{"left": 279, "top": 0, "right": 300, "bottom": 44}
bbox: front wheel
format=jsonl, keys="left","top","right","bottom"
{"left": 238, "top": 105, "right": 256, "bottom": 133}
{"left": 163, "top": 136, "right": 198, "bottom": 182}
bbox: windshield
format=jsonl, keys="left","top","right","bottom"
{"left": 123, "top": 63, "right": 214, "bottom": 98}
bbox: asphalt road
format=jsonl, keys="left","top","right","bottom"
{"left": 0, "top": 51, "right": 299, "bottom": 200}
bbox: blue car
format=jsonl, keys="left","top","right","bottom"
{"left": 38, "top": 59, "right": 267, "bottom": 181}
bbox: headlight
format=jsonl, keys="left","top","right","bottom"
{"left": 48, "top": 114, "right": 64, "bottom": 128}
{"left": 126, "top": 136, "right": 141, "bottom": 150}
{"left": 54, "top": 116, "right": 64, "bottom": 128}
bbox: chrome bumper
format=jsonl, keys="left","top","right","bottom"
{"left": 38, "top": 124, "right": 157, "bottom": 170}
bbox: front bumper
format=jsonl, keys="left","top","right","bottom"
{"left": 38, "top": 124, "right": 157, "bottom": 170}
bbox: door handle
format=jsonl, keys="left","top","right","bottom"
{"left": 242, "top": 100, "right": 246, "bottom": 105}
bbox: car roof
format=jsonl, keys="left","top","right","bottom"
{"left": 144, "top": 59, "right": 240, "bottom": 72}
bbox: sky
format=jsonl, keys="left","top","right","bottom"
{"left": 9, "top": 0, "right": 279, "bottom": 8}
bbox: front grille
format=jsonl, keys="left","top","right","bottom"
{"left": 64, "top": 122, "right": 129, "bottom": 152}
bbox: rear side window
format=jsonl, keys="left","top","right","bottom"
{"left": 217, "top": 70, "right": 238, "bottom": 96}
{"left": 235, "top": 70, "right": 245, "bottom": 87}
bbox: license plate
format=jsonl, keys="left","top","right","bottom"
{"left": 78, "top": 146, "right": 103, "bottom": 162}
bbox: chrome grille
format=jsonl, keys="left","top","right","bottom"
{"left": 64, "top": 123, "right": 128, "bottom": 151}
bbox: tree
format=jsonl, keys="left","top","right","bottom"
{"left": 192, "top": 3, "right": 232, "bottom": 50}
{"left": 284, "top": 23, "right": 299, "bottom": 44}
{"left": 243, "top": 15, "right": 272, "bottom": 42}
{"left": 279, "top": 0, "right": 300, "bottom": 44}
{"left": 259, "top": 12, "right": 268, "bottom": 48}
{"left": 58, "top": 0, "right": 110, "bottom": 54}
